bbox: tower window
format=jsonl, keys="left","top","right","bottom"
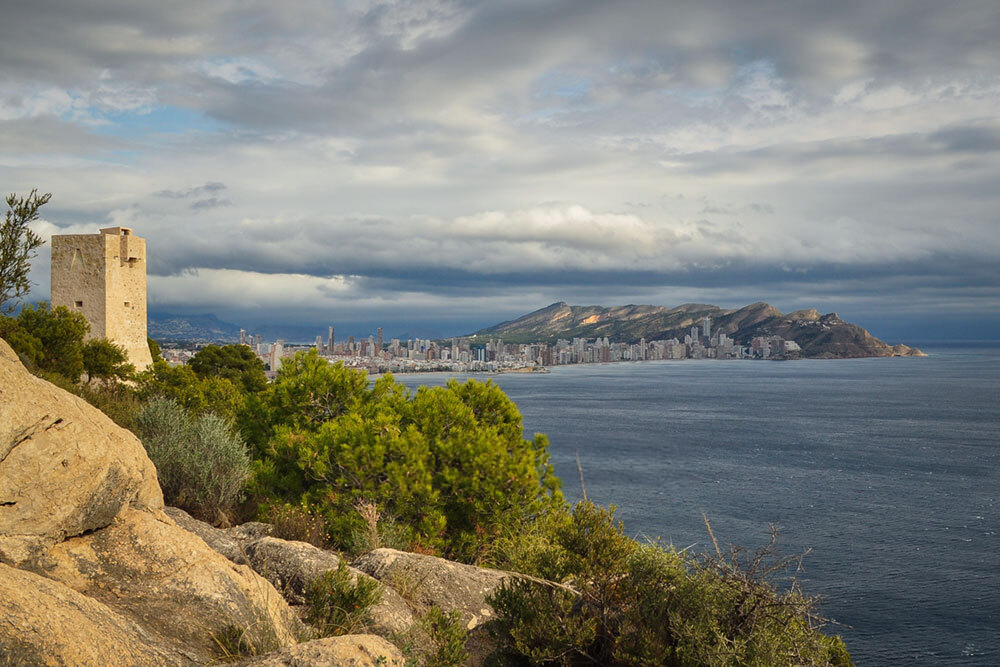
{"left": 74, "top": 301, "right": 83, "bottom": 308}
{"left": 124, "top": 301, "right": 131, "bottom": 308}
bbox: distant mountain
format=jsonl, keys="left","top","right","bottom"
{"left": 148, "top": 312, "right": 241, "bottom": 343}
{"left": 472, "top": 302, "right": 925, "bottom": 358}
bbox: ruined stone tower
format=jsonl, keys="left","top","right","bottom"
{"left": 50, "top": 227, "right": 153, "bottom": 371}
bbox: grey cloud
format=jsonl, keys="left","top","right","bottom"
{"left": 190, "top": 197, "right": 231, "bottom": 209}
{"left": 929, "top": 122, "right": 1000, "bottom": 152}
{"left": 0, "top": 116, "right": 124, "bottom": 154}
{"left": 154, "top": 182, "right": 227, "bottom": 199}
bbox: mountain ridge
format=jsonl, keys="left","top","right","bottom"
{"left": 472, "top": 301, "right": 925, "bottom": 358}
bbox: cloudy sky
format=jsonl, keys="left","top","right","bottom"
{"left": 5, "top": 0, "right": 999, "bottom": 341}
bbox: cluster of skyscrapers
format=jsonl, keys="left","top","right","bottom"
{"left": 239, "top": 316, "right": 802, "bottom": 375}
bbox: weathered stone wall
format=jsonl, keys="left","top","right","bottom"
{"left": 105, "top": 230, "right": 152, "bottom": 370}
{"left": 51, "top": 234, "right": 108, "bottom": 338}
{"left": 50, "top": 227, "right": 153, "bottom": 371}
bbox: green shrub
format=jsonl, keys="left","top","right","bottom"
{"left": 135, "top": 397, "right": 251, "bottom": 521}
{"left": 305, "top": 561, "right": 382, "bottom": 636}
{"left": 254, "top": 351, "right": 563, "bottom": 562}
{"left": 419, "top": 607, "right": 469, "bottom": 667}
{"left": 0, "top": 315, "right": 42, "bottom": 368}
{"left": 346, "top": 500, "right": 411, "bottom": 557}
{"left": 263, "top": 503, "right": 330, "bottom": 548}
{"left": 147, "top": 336, "right": 162, "bottom": 362}
{"left": 487, "top": 501, "right": 853, "bottom": 667}
{"left": 10, "top": 302, "right": 88, "bottom": 380}
{"left": 81, "top": 338, "right": 134, "bottom": 382}
{"left": 188, "top": 344, "right": 268, "bottom": 393}
{"left": 211, "top": 621, "right": 281, "bottom": 662}
{"left": 389, "top": 607, "right": 469, "bottom": 667}
{"left": 76, "top": 382, "right": 144, "bottom": 433}
{"left": 137, "top": 360, "right": 247, "bottom": 424}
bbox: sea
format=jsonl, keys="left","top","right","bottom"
{"left": 393, "top": 343, "right": 999, "bottom": 666}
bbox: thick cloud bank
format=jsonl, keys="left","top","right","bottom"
{"left": 5, "top": 0, "right": 999, "bottom": 339}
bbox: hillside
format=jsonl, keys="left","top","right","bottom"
{"left": 147, "top": 311, "right": 241, "bottom": 342}
{"left": 473, "top": 301, "right": 924, "bottom": 358}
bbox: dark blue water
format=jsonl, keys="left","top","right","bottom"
{"left": 393, "top": 344, "right": 999, "bottom": 666}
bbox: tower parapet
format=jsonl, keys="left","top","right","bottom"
{"left": 50, "top": 227, "right": 153, "bottom": 371}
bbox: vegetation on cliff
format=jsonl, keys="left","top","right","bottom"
{"left": 249, "top": 350, "right": 563, "bottom": 562}
{"left": 489, "top": 501, "right": 851, "bottom": 666}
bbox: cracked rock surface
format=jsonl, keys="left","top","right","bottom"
{"left": 0, "top": 339, "right": 162, "bottom": 565}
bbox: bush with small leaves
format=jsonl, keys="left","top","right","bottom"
{"left": 135, "top": 397, "right": 251, "bottom": 522}
{"left": 487, "top": 501, "right": 853, "bottom": 667}
{"left": 419, "top": 607, "right": 469, "bottom": 667}
{"left": 305, "top": 561, "right": 382, "bottom": 637}
{"left": 255, "top": 350, "right": 563, "bottom": 562}
{"left": 82, "top": 337, "right": 134, "bottom": 382}
{"left": 13, "top": 302, "right": 88, "bottom": 380}
{"left": 263, "top": 503, "right": 330, "bottom": 548}
{"left": 211, "top": 621, "right": 280, "bottom": 662}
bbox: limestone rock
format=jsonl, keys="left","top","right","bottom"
{"left": 240, "top": 634, "right": 404, "bottom": 666}
{"left": 244, "top": 536, "right": 415, "bottom": 637}
{"left": 353, "top": 548, "right": 511, "bottom": 630}
{"left": 27, "top": 509, "right": 303, "bottom": 662}
{"left": 165, "top": 506, "right": 247, "bottom": 564}
{"left": 0, "top": 562, "right": 177, "bottom": 666}
{"left": 0, "top": 339, "right": 162, "bottom": 566}
{"left": 230, "top": 521, "right": 274, "bottom": 543}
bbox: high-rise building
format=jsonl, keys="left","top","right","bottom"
{"left": 377, "top": 327, "right": 383, "bottom": 351}
{"left": 50, "top": 226, "right": 153, "bottom": 371}
{"left": 314, "top": 335, "right": 323, "bottom": 352}
{"left": 270, "top": 339, "right": 284, "bottom": 371}
{"left": 239, "top": 329, "right": 247, "bottom": 345}
{"left": 328, "top": 326, "right": 334, "bottom": 352}
{"left": 702, "top": 317, "right": 711, "bottom": 339}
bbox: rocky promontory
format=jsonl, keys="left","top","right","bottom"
{"left": 475, "top": 301, "right": 925, "bottom": 358}
{"left": 0, "top": 337, "right": 524, "bottom": 664}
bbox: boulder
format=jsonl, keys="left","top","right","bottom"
{"left": 0, "top": 339, "right": 162, "bottom": 565}
{"left": 240, "top": 634, "right": 404, "bottom": 666}
{"left": 230, "top": 521, "right": 274, "bottom": 543}
{"left": 244, "top": 536, "right": 415, "bottom": 637}
{"left": 0, "top": 562, "right": 180, "bottom": 666}
{"left": 165, "top": 506, "right": 247, "bottom": 564}
{"left": 353, "top": 548, "right": 512, "bottom": 630}
{"left": 27, "top": 509, "right": 304, "bottom": 662}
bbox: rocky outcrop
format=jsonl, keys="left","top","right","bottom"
{"left": 27, "top": 509, "right": 303, "bottom": 660}
{"left": 0, "top": 338, "right": 302, "bottom": 664}
{"left": 243, "top": 536, "right": 415, "bottom": 637}
{"left": 230, "top": 521, "right": 274, "bottom": 543}
{"left": 239, "top": 634, "right": 404, "bottom": 666}
{"left": 165, "top": 506, "right": 247, "bottom": 564}
{"left": 0, "top": 339, "right": 162, "bottom": 565}
{"left": 353, "top": 548, "right": 512, "bottom": 631}
{"left": 0, "top": 563, "right": 178, "bottom": 666}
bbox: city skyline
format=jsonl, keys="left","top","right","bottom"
{"left": 190, "top": 315, "right": 799, "bottom": 377}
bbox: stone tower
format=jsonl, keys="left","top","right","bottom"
{"left": 50, "top": 227, "right": 153, "bottom": 371}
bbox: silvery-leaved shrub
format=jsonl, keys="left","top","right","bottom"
{"left": 136, "top": 396, "right": 250, "bottom": 522}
